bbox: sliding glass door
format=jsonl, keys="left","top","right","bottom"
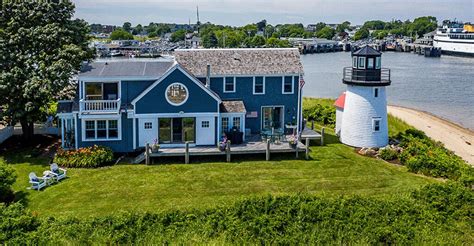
{"left": 262, "top": 106, "right": 283, "bottom": 130}
{"left": 159, "top": 118, "right": 195, "bottom": 144}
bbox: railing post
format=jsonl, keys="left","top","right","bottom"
{"left": 266, "top": 139, "right": 270, "bottom": 161}
{"left": 305, "top": 138, "right": 310, "bottom": 160}
{"left": 185, "top": 142, "right": 190, "bottom": 164}
{"left": 145, "top": 143, "right": 150, "bottom": 165}
{"left": 321, "top": 127, "right": 325, "bottom": 146}
{"left": 226, "top": 140, "right": 231, "bottom": 162}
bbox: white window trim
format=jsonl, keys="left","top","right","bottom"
{"left": 223, "top": 77, "right": 236, "bottom": 93}
{"left": 81, "top": 80, "right": 121, "bottom": 101}
{"left": 372, "top": 118, "right": 381, "bottom": 132}
{"left": 165, "top": 82, "right": 189, "bottom": 106}
{"left": 282, "top": 76, "right": 295, "bottom": 94}
{"left": 253, "top": 76, "right": 265, "bottom": 95}
{"left": 358, "top": 57, "right": 366, "bottom": 69}
{"left": 82, "top": 118, "right": 122, "bottom": 142}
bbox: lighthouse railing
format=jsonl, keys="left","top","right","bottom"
{"left": 342, "top": 67, "right": 391, "bottom": 84}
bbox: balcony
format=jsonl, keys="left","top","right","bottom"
{"left": 79, "top": 99, "right": 121, "bottom": 114}
{"left": 342, "top": 67, "right": 391, "bottom": 86}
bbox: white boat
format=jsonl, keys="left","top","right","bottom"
{"left": 433, "top": 22, "right": 474, "bottom": 57}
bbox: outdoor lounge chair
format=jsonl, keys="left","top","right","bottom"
{"left": 29, "top": 172, "right": 47, "bottom": 190}
{"left": 49, "top": 163, "right": 67, "bottom": 181}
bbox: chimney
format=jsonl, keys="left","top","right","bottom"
{"left": 205, "top": 64, "right": 211, "bottom": 88}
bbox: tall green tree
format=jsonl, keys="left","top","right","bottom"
{"left": 316, "top": 26, "right": 336, "bottom": 39}
{"left": 354, "top": 28, "right": 370, "bottom": 40}
{"left": 0, "top": 1, "right": 94, "bottom": 139}
{"left": 122, "top": 22, "right": 132, "bottom": 33}
{"left": 110, "top": 28, "right": 134, "bottom": 40}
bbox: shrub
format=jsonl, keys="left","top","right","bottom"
{"left": 53, "top": 145, "right": 114, "bottom": 168}
{"left": 0, "top": 203, "right": 39, "bottom": 243}
{"left": 303, "top": 103, "right": 335, "bottom": 127}
{"left": 2, "top": 186, "right": 472, "bottom": 244}
{"left": 395, "top": 129, "right": 473, "bottom": 186}
{"left": 379, "top": 148, "right": 398, "bottom": 161}
{"left": 0, "top": 163, "right": 16, "bottom": 203}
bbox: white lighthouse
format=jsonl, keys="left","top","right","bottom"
{"left": 337, "top": 46, "right": 391, "bottom": 148}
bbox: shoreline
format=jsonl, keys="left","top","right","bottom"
{"left": 388, "top": 105, "right": 474, "bottom": 165}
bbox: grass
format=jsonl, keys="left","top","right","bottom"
{"left": 3, "top": 98, "right": 428, "bottom": 218}
{"left": 5, "top": 133, "right": 433, "bottom": 218}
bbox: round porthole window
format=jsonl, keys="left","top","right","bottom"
{"left": 166, "top": 83, "right": 188, "bottom": 106}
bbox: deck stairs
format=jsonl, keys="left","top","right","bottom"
{"left": 133, "top": 152, "right": 146, "bottom": 164}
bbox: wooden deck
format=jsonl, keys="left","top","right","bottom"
{"left": 134, "top": 128, "right": 325, "bottom": 164}
{"left": 149, "top": 135, "right": 305, "bottom": 157}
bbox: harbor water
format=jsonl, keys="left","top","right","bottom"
{"left": 301, "top": 52, "right": 474, "bottom": 130}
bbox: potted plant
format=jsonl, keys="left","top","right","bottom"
{"left": 288, "top": 134, "right": 298, "bottom": 148}
{"left": 151, "top": 139, "right": 160, "bottom": 153}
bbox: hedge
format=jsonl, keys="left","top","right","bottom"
{"left": 1, "top": 183, "right": 472, "bottom": 244}
{"left": 53, "top": 145, "right": 114, "bottom": 168}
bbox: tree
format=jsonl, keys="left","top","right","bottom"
{"left": 408, "top": 16, "right": 438, "bottom": 37}
{"left": 0, "top": 1, "right": 94, "bottom": 140}
{"left": 251, "top": 35, "right": 266, "bottom": 47}
{"left": 372, "top": 30, "right": 389, "bottom": 39}
{"left": 110, "top": 28, "right": 134, "bottom": 40}
{"left": 0, "top": 163, "right": 16, "bottom": 203}
{"left": 202, "top": 31, "right": 218, "bottom": 48}
{"left": 336, "top": 21, "right": 351, "bottom": 33}
{"left": 316, "top": 26, "right": 336, "bottom": 40}
{"left": 354, "top": 28, "right": 370, "bottom": 40}
{"left": 314, "top": 22, "right": 327, "bottom": 32}
{"left": 90, "top": 23, "right": 103, "bottom": 33}
{"left": 256, "top": 19, "right": 267, "bottom": 31}
{"left": 171, "top": 30, "right": 186, "bottom": 42}
{"left": 132, "top": 24, "right": 143, "bottom": 35}
{"left": 122, "top": 22, "right": 132, "bottom": 33}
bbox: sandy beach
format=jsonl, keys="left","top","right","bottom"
{"left": 388, "top": 105, "right": 474, "bottom": 165}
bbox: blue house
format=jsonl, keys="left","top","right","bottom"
{"left": 57, "top": 48, "right": 305, "bottom": 152}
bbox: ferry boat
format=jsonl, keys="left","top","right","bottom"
{"left": 433, "top": 22, "right": 474, "bottom": 57}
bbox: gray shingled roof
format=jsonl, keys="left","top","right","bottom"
{"left": 80, "top": 60, "right": 175, "bottom": 78}
{"left": 353, "top": 45, "right": 381, "bottom": 56}
{"left": 175, "top": 48, "right": 304, "bottom": 76}
{"left": 220, "top": 100, "right": 246, "bottom": 113}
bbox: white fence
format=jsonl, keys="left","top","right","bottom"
{"left": 0, "top": 126, "right": 14, "bottom": 145}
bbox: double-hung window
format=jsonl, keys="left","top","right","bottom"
{"left": 283, "top": 76, "right": 294, "bottom": 94}
{"left": 84, "top": 119, "right": 120, "bottom": 140}
{"left": 375, "top": 57, "right": 381, "bottom": 69}
{"left": 224, "top": 77, "right": 235, "bottom": 93}
{"left": 254, "top": 76, "right": 265, "bottom": 94}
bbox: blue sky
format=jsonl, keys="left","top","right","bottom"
{"left": 74, "top": 0, "right": 473, "bottom": 26}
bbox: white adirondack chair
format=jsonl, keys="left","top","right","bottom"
{"left": 29, "top": 172, "right": 46, "bottom": 190}
{"left": 50, "top": 163, "right": 67, "bottom": 181}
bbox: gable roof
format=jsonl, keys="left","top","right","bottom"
{"left": 334, "top": 92, "right": 346, "bottom": 109}
{"left": 220, "top": 100, "right": 246, "bottom": 113}
{"left": 131, "top": 64, "right": 221, "bottom": 106}
{"left": 79, "top": 60, "right": 175, "bottom": 78}
{"left": 352, "top": 45, "right": 381, "bottom": 56}
{"left": 174, "top": 48, "right": 304, "bottom": 76}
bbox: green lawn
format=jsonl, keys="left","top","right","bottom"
{"left": 6, "top": 136, "right": 433, "bottom": 218}
{"left": 4, "top": 98, "right": 427, "bottom": 218}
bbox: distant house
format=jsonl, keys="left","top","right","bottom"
{"left": 57, "top": 49, "right": 304, "bottom": 152}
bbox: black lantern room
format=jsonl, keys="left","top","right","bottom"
{"left": 342, "top": 45, "right": 391, "bottom": 86}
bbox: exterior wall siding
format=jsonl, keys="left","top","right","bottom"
{"left": 135, "top": 69, "right": 218, "bottom": 114}
{"left": 209, "top": 76, "right": 299, "bottom": 133}
{"left": 77, "top": 113, "right": 134, "bottom": 152}
{"left": 121, "top": 80, "right": 155, "bottom": 104}
{"left": 340, "top": 85, "right": 388, "bottom": 147}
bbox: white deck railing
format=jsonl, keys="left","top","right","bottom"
{"left": 79, "top": 99, "right": 121, "bottom": 114}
